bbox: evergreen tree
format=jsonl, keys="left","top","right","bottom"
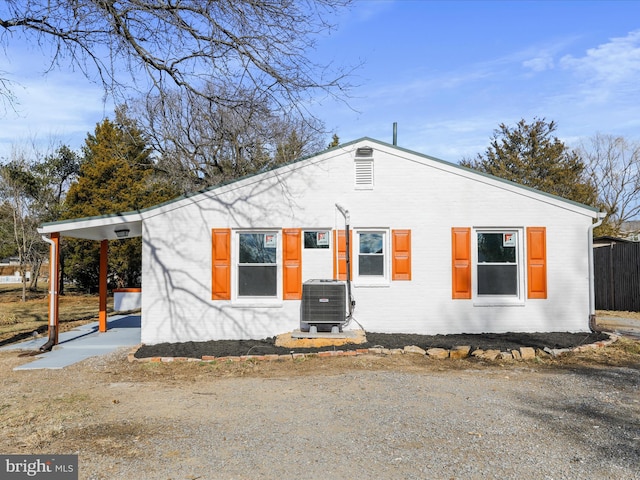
{"left": 0, "top": 201, "right": 16, "bottom": 260}
{"left": 274, "top": 130, "right": 305, "bottom": 165}
{"left": 63, "top": 107, "right": 177, "bottom": 291}
{"left": 461, "top": 118, "right": 597, "bottom": 206}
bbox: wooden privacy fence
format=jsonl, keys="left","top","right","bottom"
{"left": 594, "top": 242, "right": 640, "bottom": 312}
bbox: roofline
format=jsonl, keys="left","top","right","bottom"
{"left": 40, "top": 136, "right": 600, "bottom": 231}
{"left": 41, "top": 140, "right": 350, "bottom": 229}
{"left": 355, "top": 137, "right": 600, "bottom": 214}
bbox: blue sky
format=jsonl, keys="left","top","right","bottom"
{"left": 1, "top": 0, "right": 640, "bottom": 163}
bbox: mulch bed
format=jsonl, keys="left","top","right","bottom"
{"left": 135, "top": 331, "right": 610, "bottom": 359}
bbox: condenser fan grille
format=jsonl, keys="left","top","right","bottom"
{"left": 301, "top": 280, "right": 346, "bottom": 326}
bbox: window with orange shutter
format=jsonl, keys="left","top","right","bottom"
{"left": 527, "top": 227, "right": 547, "bottom": 299}
{"left": 392, "top": 230, "right": 411, "bottom": 280}
{"left": 211, "top": 229, "right": 231, "bottom": 300}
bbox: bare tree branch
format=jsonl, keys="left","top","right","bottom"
{"left": 0, "top": 0, "right": 354, "bottom": 112}
{"left": 132, "top": 83, "right": 326, "bottom": 193}
{"left": 580, "top": 133, "right": 640, "bottom": 236}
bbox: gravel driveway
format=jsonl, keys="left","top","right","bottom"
{"left": 113, "top": 367, "right": 640, "bottom": 480}
{"left": 2, "top": 348, "right": 639, "bottom": 480}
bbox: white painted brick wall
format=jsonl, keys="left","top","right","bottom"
{"left": 140, "top": 141, "right": 597, "bottom": 344}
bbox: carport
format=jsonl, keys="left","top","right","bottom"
{"left": 37, "top": 211, "right": 143, "bottom": 350}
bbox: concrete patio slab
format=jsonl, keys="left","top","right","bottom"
{"left": 1, "top": 315, "right": 141, "bottom": 370}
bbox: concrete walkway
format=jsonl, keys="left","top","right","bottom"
{"left": 1, "top": 315, "right": 141, "bottom": 371}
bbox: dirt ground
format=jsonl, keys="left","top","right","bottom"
{"left": 1, "top": 307, "right": 639, "bottom": 479}
{"left": 1, "top": 333, "right": 640, "bottom": 479}
{"left": 135, "top": 331, "right": 611, "bottom": 359}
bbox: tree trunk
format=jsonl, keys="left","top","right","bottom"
{"left": 29, "top": 258, "right": 42, "bottom": 291}
{"left": 20, "top": 266, "right": 27, "bottom": 302}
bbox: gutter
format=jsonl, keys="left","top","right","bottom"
{"left": 588, "top": 213, "right": 606, "bottom": 332}
{"left": 39, "top": 234, "right": 58, "bottom": 352}
{"left": 335, "top": 204, "right": 355, "bottom": 322}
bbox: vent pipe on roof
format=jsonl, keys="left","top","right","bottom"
{"left": 393, "top": 122, "right": 398, "bottom": 146}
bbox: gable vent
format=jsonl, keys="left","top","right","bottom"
{"left": 354, "top": 146, "right": 374, "bottom": 189}
{"left": 355, "top": 159, "right": 374, "bottom": 189}
{"left": 356, "top": 147, "right": 374, "bottom": 157}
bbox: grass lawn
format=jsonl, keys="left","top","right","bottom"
{"left": 0, "top": 284, "right": 112, "bottom": 345}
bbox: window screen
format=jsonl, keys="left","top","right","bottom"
{"left": 238, "top": 233, "right": 277, "bottom": 296}
{"left": 477, "top": 232, "right": 518, "bottom": 296}
{"left": 359, "top": 232, "right": 384, "bottom": 276}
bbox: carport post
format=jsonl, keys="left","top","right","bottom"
{"left": 49, "top": 232, "right": 60, "bottom": 344}
{"left": 99, "top": 239, "right": 108, "bottom": 333}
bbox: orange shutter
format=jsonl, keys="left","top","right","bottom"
{"left": 211, "top": 229, "right": 231, "bottom": 300}
{"left": 451, "top": 227, "right": 472, "bottom": 299}
{"left": 283, "top": 229, "right": 302, "bottom": 300}
{"left": 527, "top": 227, "right": 547, "bottom": 299}
{"left": 392, "top": 229, "right": 411, "bottom": 280}
{"left": 333, "top": 230, "right": 352, "bottom": 280}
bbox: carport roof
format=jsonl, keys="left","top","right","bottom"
{"left": 38, "top": 211, "right": 143, "bottom": 241}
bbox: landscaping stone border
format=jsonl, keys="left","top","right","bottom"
{"left": 127, "top": 332, "right": 619, "bottom": 364}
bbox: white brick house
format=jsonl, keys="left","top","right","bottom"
{"left": 39, "top": 138, "right": 602, "bottom": 344}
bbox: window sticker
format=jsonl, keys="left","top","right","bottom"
{"left": 264, "top": 234, "right": 277, "bottom": 248}
{"left": 503, "top": 233, "right": 516, "bottom": 247}
{"left": 316, "top": 231, "right": 329, "bottom": 246}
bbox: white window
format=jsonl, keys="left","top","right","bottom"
{"left": 474, "top": 228, "right": 524, "bottom": 304}
{"left": 304, "top": 231, "right": 330, "bottom": 249}
{"left": 354, "top": 230, "right": 389, "bottom": 285}
{"left": 236, "top": 231, "right": 279, "bottom": 299}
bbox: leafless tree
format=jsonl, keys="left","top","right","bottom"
{"left": 580, "top": 133, "right": 640, "bottom": 236}
{"left": 0, "top": 150, "right": 45, "bottom": 301}
{"left": 134, "top": 85, "right": 327, "bottom": 192}
{"left": 0, "top": 0, "right": 354, "bottom": 112}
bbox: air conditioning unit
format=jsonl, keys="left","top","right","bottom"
{"left": 301, "top": 279, "right": 346, "bottom": 332}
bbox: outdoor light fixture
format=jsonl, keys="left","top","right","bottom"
{"left": 114, "top": 228, "right": 130, "bottom": 238}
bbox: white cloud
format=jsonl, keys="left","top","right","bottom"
{"left": 560, "top": 30, "right": 640, "bottom": 86}
{"left": 0, "top": 69, "right": 112, "bottom": 159}
{"left": 519, "top": 37, "right": 580, "bottom": 74}
{"left": 522, "top": 55, "right": 554, "bottom": 72}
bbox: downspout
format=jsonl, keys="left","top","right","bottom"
{"left": 335, "top": 204, "right": 355, "bottom": 322}
{"left": 40, "top": 234, "right": 58, "bottom": 352}
{"left": 588, "top": 212, "right": 606, "bottom": 332}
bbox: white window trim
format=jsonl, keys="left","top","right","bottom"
{"left": 472, "top": 227, "right": 525, "bottom": 306}
{"left": 231, "top": 229, "right": 283, "bottom": 307}
{"left": 353, "top": 228, "right": 390, "bottom": 287}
